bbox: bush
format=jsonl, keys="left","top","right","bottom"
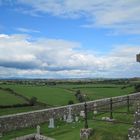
{"left": 75, "top": 90, "right": 85, "bottom": 102}
{"left": 29, "top": 97, "right": 37, "bottom": 106}
{"left": 68, "top": 100, "right": 74, "bottom": 105}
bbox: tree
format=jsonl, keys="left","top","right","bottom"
{"left": 135, "top": 84, "right": 140, "bottom": 92}
{"left": 29, "top": 97, "right": 37, "bottom": 106}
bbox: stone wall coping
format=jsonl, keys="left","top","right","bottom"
{"left": 0, "top": 92, "right": 140, "bottom": 119}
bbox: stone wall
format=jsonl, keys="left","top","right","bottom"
{"left": 0, "top": 92, "right": 140, "bottom": 133}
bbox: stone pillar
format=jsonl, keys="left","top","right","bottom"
{"left": 80, "top": 102, "right": 93, "bottom": 140}
{"left": 128, "top": 102, "right": 140, "bottom": 140}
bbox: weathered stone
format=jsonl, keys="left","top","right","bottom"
{"left": 80, "top": 128, "right": 93, "bottom": 140}
{"left": 66, "top": 105, "right": 73, "bottom": 123}
{"left": 128, "top": 102, "right": 140, "bottom": 140}
{"left": 48, "top": 118, "right": 55, "bottom": 128}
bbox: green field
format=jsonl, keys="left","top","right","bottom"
{"left": 0, "top": 83, "right": 135, "bottom": 116}
{"left": 73, "top": 86, "right": 134, "bottom": 100}
{"left": 0, "top": 84, "right": 135, "bottom": 104}
{"left": 0, "top": 89, "right": 26, "bottom": 105}
{"left": 0, "top": 85, "right": 77, "bottom": 106}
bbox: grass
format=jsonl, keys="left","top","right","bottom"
{"left": 0, "top": 89, "right": 26, "bottom": 105}
{"left": 74, "top": 86, "right": 134, "bottom": 100}
{"left": 0, "top": 85, "right": 77, "bottom": 106}
{"left": 1, "top": 106, "right": 134, "bottom": 140}
{"left": 0, "top": 83, "right": 135, "bottom": 116}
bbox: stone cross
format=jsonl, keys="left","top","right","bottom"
{"left": 48, "top": 118, "right": 55, "bottom": 128}
{"left": 66, "top": 105, "right": 73, "bottom": 123}
{"left": 136, "top": 53, "right": 140, "bottom": 62}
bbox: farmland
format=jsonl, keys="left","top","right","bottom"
{"left": 0, "top": 89, "right": 26, "bottom": 106}
{"left": 0, "top": 80, "right": 137, "bottom": 116}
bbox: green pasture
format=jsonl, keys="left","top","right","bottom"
{"left": 0, "top": 83, "right": 135, "bottom": 116}
{"left": 73, "top": 86, "right": 134, "bottom": 100}
{"left": 0, "top": 85, "right": 77, "bottom": 106}
{"left": 0, "top": 89, "right": 26, "bottom": 105}
{"left": 0, "top": 84, "right": 135, "bottom": 106}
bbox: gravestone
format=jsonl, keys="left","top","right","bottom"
{"left": 75, "top": 116, "right": 79, "bottom": 122}
{"left": 48, "top": 118, "right": 55, "bottom": 128}
{"left": 37, "top": 125, "right": 40, "bottom": 135}
{"left": 128, "top": 102, "right": 140, "bottom": 140}
{"left": 63, "top": 114, "right": 67, "bottom": 121}
{"left": 66, "top": 105, "right": 73, "bottom": 123}
{"left": 93, "top": 102, "right": 97, "bottom": 116}
{"left": 80, "top": 110, "right": 85, "bottom": 118}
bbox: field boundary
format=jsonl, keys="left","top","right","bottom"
{"left": 0, "top": 92, "right": 140, "bottom": 133}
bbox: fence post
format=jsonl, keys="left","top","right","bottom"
{"left": 110, "top": 98, "right": 113, "bottom": 119}
{"left": 127, "top": 95, "right": 130, "bottom": 113}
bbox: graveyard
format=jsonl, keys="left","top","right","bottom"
{"left": 0, "top": 100, "right": 140, "bottom": 140}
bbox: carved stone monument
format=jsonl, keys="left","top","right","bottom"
{"left": 48, "top": 118, "right": 55, "bottom": 128}
{"left": 75, "top": 116, "right": 79, "bottom": 122}
{"left": 80, "top": 102, "right": 93, "bottom": 140}
{"left": 66, "top": 105, "right": 73, "bottom": 123}
{"left": 128, "top": 102, "right": 140, "bottom": 140}
{"left": 136, "top": 53, "right": 140, "bottom": 62}
{"left": 63, "top": 114, "right": 67, "bottom": 121}
{"left": 93, "top": 102, "right": 97, "bottom": 116}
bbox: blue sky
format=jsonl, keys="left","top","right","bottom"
{"left": 0, "top": 0, "right": 140, "bottom": 78}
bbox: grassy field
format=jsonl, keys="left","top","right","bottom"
{"left": 0, "top": 89, "right": 26, "bottom": 105}
{"left": 1, "top": 107, "right": 134, "bottom": 140}
{"left": 0, "top": 83, "right": 135, "bottom": 116}
{"left": 0, "top": 85, "right": 77, "bottom": 106}
{"left": 73, "top": 86, "right": 134, "bottom": 100}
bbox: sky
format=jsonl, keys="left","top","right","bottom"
{"left": 0, "top": 0, "right": 140, "bottom": 79}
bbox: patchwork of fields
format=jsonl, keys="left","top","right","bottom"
{"left": 0, "top": 83, "right": 135, "bottom": 116}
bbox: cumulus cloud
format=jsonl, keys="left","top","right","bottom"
{"left": 12, "top": 0, "right": 140, "bottom": 34}
{"left": 0, "top": 33, "right": 140, "bottom": 78}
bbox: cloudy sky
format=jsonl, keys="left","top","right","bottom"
{"left": 0, "top": 0, "right": 140, "bottom": 79}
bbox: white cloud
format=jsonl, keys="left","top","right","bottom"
{"left": 15, "top": 0, "right": 140, "bottom": 34}
{"left": 16, "top": 27, "right": 40, "bottom": 33}
{"left": 0, "top": 33, "right": 140, "bottom": 78}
